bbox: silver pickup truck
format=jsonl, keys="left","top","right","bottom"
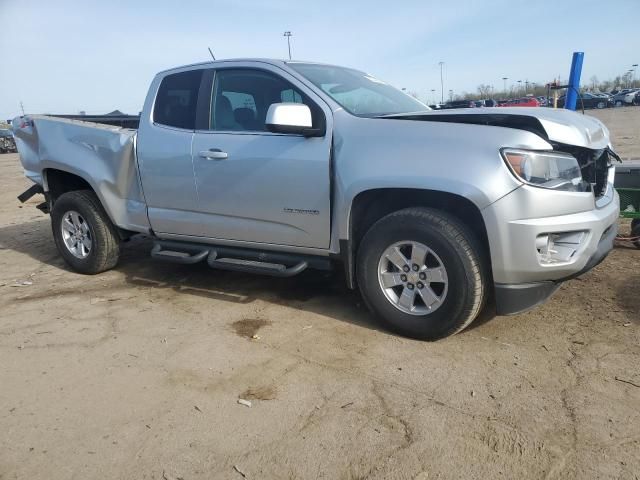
{"left": 12, "top": 59, "right": 620, "bottom": 340}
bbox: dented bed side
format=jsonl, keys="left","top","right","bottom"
{"left": 12, "top": 115, "right": 151, "bottom": 233}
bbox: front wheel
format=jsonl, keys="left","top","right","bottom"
{"left": 596, "top": 101, "right": 605, "bottom": 109}
{"left": 356, "top": 207, "right": 488, "bottom": 340}
{"left": 51, "top": 190, "right": 120, "bottom": 274}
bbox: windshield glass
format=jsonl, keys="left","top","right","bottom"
{"left": 289, "top": 63, "right": 429, "bottom": 117}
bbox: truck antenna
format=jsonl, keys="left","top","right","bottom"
{"left": 207, "top": 47, "right": 216, "bottom": 60}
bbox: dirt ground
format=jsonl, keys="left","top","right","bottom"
{"left": 588, "top": 107, "right": 640, "bottom": 160}
{"left": 1, "top": 108, "right": 639, "bottom": 480}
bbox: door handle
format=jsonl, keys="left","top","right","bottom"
{"left": 199, "top": 148, "right": 228, "bottom": 160}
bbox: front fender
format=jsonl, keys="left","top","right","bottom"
{"left": 331, "top": 113, "right": 551, "bottom": 241}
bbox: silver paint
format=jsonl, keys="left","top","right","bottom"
{"left": 12, "top": 58, "right": 618, "bottom": 286}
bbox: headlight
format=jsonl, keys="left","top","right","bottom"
{"left": 501, "top": 149, "right": 586, "bottom": 192}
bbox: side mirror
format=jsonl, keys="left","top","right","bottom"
{"left": 265, "top": 103, "right": 321, "bottom": 136}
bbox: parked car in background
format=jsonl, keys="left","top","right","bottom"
{"left": 557, "top": 92, "right": 612, "bottom": 109}
{"left": 0, "top": 128, "right": 17, "bottom": 153}
{"left": 634, "top": 91, "right": 640, "bottom": 106}
{"left": 536, "top": 96, "right": 548, "bottom": 106}
{"left": 501, "top": 97, "right": 540, "bottom": 107}
{"left": 473, "top": 100, "right": 484, "bottom": 108}
{"left": 443, "top": 99, "right": 476, "bottom": 109}
{"left": 483, "top": 99, "right": 498, "bottom": 107}
{"left": 609, "top": 88, "right": 633, "bottom": 96}
{"left": 611, "top": 89, "right": 638, "bottom": 107}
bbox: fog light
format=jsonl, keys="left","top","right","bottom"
{"left": 536, "top": 231, "right": 587, "bottom": 265}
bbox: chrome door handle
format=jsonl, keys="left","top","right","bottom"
{"left": 199, "top": 148, "right": 228, "bottom": 160}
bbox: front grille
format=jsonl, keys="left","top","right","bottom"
{"left": 554, "top": 145, "right": 611, "bottom": 197}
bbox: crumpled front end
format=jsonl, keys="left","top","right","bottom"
{"left": 483, "top": 148, "right": 619, "bottom": 315}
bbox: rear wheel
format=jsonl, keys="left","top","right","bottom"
{"left": 596, "top": 101, "right": 605, "bottom": 109}
{"left": 356, "top": 207, "right": 488, "bottom": 340}
{"left": 51, "top": 190, "right": 120, "bottom": 274}
{"left": 615, "top": 100, "right": 623, "bottom": 107}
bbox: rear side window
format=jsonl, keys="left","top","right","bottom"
{"left": 153, "top": 70, "right": 203, "bottom": 129}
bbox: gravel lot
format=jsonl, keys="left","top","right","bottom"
{"left": 588, "top": 107, "right": 640, "bottom": 160}
{"left": 1, "top": 108, "right": 639, "bottom": 480}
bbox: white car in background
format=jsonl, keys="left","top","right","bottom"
{"left": 612, "top": 89, "right": 638, "bottom": 106}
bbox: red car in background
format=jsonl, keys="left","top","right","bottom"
{"left": 501, "top": 97, "right": 540, "bottom": 107}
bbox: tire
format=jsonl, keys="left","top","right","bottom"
{"left": 596, "top": 101, "right": 605, "bottom": 109}
{"left": 356, "top": 207, "right": 488, "bottom": 340}
{"left": 51, "top": 190, "right": 120, "bottom": 274}
{"left": 615, "top": 100, "right": 623, "bottom": 107}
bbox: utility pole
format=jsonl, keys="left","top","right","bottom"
{"left": 502, "top": 77, "right": 508, "bottom": 97}
{"left": 438, "top": 61, "right": 445, "bottom": 104}
{"left": 283, "top": 31, "right": 292, "bottom": 60}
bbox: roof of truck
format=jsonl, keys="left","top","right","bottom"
{"left": 157, "top": 58, "right": 347, "bottom": 75}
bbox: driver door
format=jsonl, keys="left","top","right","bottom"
{"left": 188, "top": 67, "right": 332, "bottom": 249}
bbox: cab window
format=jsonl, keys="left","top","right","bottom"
{"left": 153, "top": 70, "right": 203, "bottom": 130}
{"left": 209, "top": 69, "right": 323, "bottom": 132}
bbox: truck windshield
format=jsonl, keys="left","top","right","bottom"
{"left": 289, "top": 63, "right": 429, "bottom": 117}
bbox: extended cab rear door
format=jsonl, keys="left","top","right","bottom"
{"left": 136, "top": 68, "right": 203, "bottom": 234}
{"left": 189, "top": 63, "right": 333, "bottom": 249}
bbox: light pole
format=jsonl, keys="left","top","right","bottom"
{"left": 438, "top": 61, "right": 445, "bottom": 104}
{"left": 517, "top": 80, "right": 522, "bottom": 96}
{"left": 448, "top": 89, "right": 453, "bottom": 101}
{"left": 633, "top": 64, "right": 638, "bottom": 86}
{"left": 283, "top": 31, "right": 292, "bottom": 60}
{"left": 430, "top": 89, "right": 436, "bottom": 104}
{"left": 502, "top": 77, "right": 508, "bottom": 97}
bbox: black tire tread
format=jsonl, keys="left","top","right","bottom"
{"left": 357, "top": 207, "right": 488, "bottom": 339}
{"left": 51, "top": 190, "right": 120, "bottom": 274}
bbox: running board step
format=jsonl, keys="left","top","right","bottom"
{"left": 207, "top": 257, "right": 308, "bottom": 277}
{"left": 150, "top": 243, "right": 209, "bottom": 264}
{"left": 150, "top": 240, "right": 320, "bottom": 277}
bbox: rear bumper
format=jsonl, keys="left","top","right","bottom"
{"left": 494, "top": 219, "right": 617, "bottom": 315}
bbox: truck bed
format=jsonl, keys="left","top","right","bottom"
{"left": 12, "top": 115, "right": 150, "bottom": 233}
{"left": 50, "top": 114, "right": 140, "bottom": 129}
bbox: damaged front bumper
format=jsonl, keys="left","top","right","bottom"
{"left": 494, "top": 219, "right": 617, "bottom": 315}
{"left": 483, "top": 166, "right": 620, "bottom": 315}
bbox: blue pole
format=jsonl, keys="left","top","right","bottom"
{"left": 565, "top": 52, "right": 584, "bottom": 111}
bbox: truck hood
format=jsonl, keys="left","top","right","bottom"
{"left": 383, "top": 107, "right": 610, "bottom": 150}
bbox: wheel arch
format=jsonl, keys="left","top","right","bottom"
{"left": 342, "top": 188, "right": 492, "bottom": 289}
{"left": 43, "top": 168, "right": 134, "bottom": 239}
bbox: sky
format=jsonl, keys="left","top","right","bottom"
{"left": 1, "top": 0, "right": 639, "bottom": 119}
